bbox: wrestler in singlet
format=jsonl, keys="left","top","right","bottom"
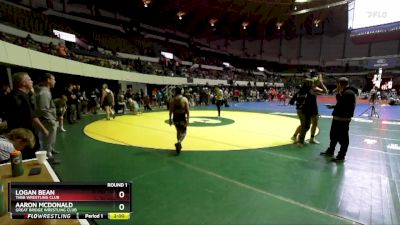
{"left": 169, "top": 87, "right": 189, "bottom": 155}
{"left": 172, "top": 96, "right": 187, "bottom": 127}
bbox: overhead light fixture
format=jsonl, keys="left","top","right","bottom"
{"left": 294, "top": 5, "right": 297, "bottom": 10}
{"left": 223, "top": 62, "right": 230, "bottom": 67}
{"left": 314, "top": 19, "right": 321, "bottom": 27}
{"left": 292, "top": 0, "right": 348, "bottom": 15}
{"left": 242, "top": 21, "right": 249, "bottom": 30}
{"left": 295, "top": 0, "right": 311, "bottom": 3}
{"left": 143, "top": 0, "right": 151, "bottom": 7}
{"left": 276, "top": 22, "right": 283, "bottom": 30}
{"left": 209, "top": 18, "right": 218, "bottom": 27}
{"left": 177, "top": 11, "right": 186, "bottom": 20}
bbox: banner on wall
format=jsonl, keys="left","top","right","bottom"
{"left": 367, "top": 57, "right": 399, "bottom": 69}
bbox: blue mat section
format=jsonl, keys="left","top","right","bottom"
{"left": 205, "top": 101, "right": 400, "bottom": 121}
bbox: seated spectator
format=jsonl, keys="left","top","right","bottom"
{"left": 127, "top": 98, "right": 142, "bottom": 115}
{"left": 40, "top": 42, "right": 55, "bottom": 54}
{"left": 56, "top": 43, "right": 69, "bottom": 58}
{"left": 0, "top": 32, "right": 9, "bottom": 41}
{"left": 143, "top": 95, "right": 152, "bottom": 111}
{"left": 25, "top": 34, "right": 35, "bottom": 47}
{"left": 0, "top": 128, "right": 35, "bottom": 164}
{"left": 115, "top": 94, "right": 126, "bottom": 114}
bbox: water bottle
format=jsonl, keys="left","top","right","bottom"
{"left": 10, "top": 150, "right": 24, "bottom": 177}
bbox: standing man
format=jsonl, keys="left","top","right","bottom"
{"left": 215, "top": 86, "right": 224, "bottom": 118}
{"left": 169, "top": 87, "right": 189, "bottom": 155}
{"left": 7, "top": 72, "right": 48, "bottom": 159}
{"left": 65, "top": 84, "right": 77, "bottom": 124}
{"left": 35, "top": 73, "right": 60, "bottom": 164}
{"left": 74, "top": 84, "right": 82, "bottom": 120}
{"left": 320, "top": 77, "right": 357, "bottom": 162}
{"left": 100, "top": 84, "right": 115, "bottom": 120}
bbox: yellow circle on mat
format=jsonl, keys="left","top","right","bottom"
{"left": 84, "top": 110, "right": 312, "bottom": 151}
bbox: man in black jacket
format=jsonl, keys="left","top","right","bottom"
{"left": 7, "top": 72, "right": 49, "bottom": 159}
{"left": 321, "top": 77, "right": 357, "bottom": 162}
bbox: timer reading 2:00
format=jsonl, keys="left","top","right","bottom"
{"left": 108, "top": 213, "right": 130, "bottom": 220}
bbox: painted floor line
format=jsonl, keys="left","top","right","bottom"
{"left": 349, "top": 146, "right": 400, "bottom": 157}
{"left": 255, "top": 149, "right": 308, "bottom": 162}
{"left": 349, "top": 133, "right": 400, "bottom": 141}
{"left": 131, "top": 167, "right": 168, "bottom": 181}
{"left": 172, "top": 158, "right": 362, "bottom": 225}
{"left": 351, "top": 125, "right": 400, "bottom": 132}
{"left": 257, "top": 149, "right": 400, "bottom": 183}
{"left": 85, "top": 124, "right": 400, "bottom": 224}
{"left": 85, "top": 128, "right": 359, "bottom": 224}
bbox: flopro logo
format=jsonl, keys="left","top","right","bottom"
{"left": 367, "top": 11, "right": 387, "bottom": 18}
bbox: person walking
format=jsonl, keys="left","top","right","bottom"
{"left": 169, "top": 87, "right": 189, "bottom": 155}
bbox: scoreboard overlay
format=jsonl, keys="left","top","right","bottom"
{"left": 8, "top": 182, "right": 132, "bottom": 220}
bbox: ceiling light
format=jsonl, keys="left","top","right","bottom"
{"left": 209, "top": 18, "right": 218, "bottom": 27}
{"left": 242, "top": 21, "right": 249, "bottom": 30}
{"left": 143, "top": 0, "right": 151, "bottom": 7}
{"left": 276, "top": 22, "right": 283, "bottom": 30}
{"left": 292, "top": 0, "right": 347, "bottom": 15}
{"left": 314, "top": 19, "right": 320, "bottom": 27}
{"left": 177, "top": 11, "right": 186, "bottom": 20}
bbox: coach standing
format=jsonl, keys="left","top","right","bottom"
{"left": 320, "top": 77, "right": 357, "bottom": 162}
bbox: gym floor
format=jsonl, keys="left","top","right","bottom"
{"left": 54, "top": 100, "right": 400, "bottom": 225}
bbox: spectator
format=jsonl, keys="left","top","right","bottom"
{"left": 100, "top": 84, "right": 115, "bottom": 120}
{"left": 54, "top": 95, "right": 67, "bottom": 132}
{"left": 35, "top": 73, "right": 60, "bottom": 164}
{"left": 56, "top": 43, "right": 69, "bottom": 58}
{"left": 7, "top": 72, "right": 48, "bottom": 159}
{"left": 0, "top": 128, "right": 35, "bottom": 164}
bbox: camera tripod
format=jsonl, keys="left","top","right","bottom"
{"left": 359, "top": 104, "right": 379, "bottom": 118}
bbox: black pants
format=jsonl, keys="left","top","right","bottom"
{"left": 67, "top": 104, "right": 76, "bottom": 123}
{"left": 75, "top": 102, "right": 82, "bottom": 120}
{"left": 328, "top": 119, "right": 351, "bottom": 158}
{"left": 216, "top": 100, "right": 223, "bottom": 116}
{"left": 297, "top": 111, "right": 312, "bottom": 144}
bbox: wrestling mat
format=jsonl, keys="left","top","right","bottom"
{"left": 84, "top": 110, "right": 317, "bottom": 151}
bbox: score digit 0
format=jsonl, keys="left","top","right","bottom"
{"left": 119, "top": 191, "right": 125, "bottom": 198}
